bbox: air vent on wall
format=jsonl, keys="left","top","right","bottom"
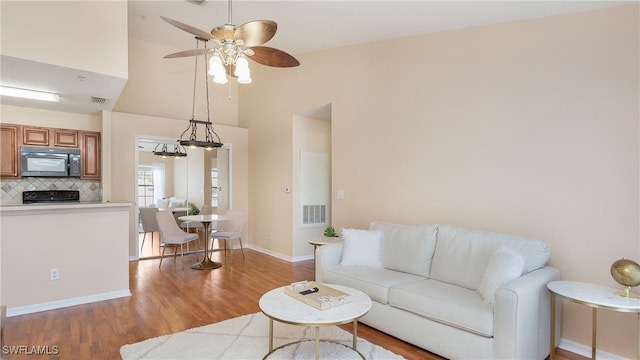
{"left": 302, "top": 205, "right": 327, "bottom": 225}
{"left": 91, "top": 96, "right": 108, "bottom": 104}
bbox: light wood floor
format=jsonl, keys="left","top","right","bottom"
{"left": 5, "top": 248, "right": 576, "bottom": 360}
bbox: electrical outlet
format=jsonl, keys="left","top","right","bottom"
{"left": 50, "top": 268, "right": 59, "bottom": 281}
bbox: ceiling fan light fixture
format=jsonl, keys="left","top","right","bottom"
{"left": 237, "top": 72, "right": 252, "bottom": 84}
{"left": 161, "top": 2, "right": 300, "bottom": 86}
{"left": 213, "top": 73, "right": 229, "bottom": 84}
{"left": 208, "top": 55, "right": 228, "bottom": 84}
{"left": 234, "top": 56, "right": 252, "bottom": 84}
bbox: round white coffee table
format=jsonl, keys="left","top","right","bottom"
{"left": 259, "top": 284, "right": 372, "bottom": 360}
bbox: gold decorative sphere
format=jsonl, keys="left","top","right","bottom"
{"left": 611, "top": 258, "right": 640, "bottom": 287}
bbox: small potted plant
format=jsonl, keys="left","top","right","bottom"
{"left": 190, "top": 203, "right": 200, "bottom": 215}
{"left": 323, "top": 226, "right": 339, "bottom": 238}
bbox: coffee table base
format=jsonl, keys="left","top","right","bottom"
{"left": 264, "top": 318, "right": 362, "bottom": 360}
{"left": 263, "top": 339, "right": 364, "bottom": 360}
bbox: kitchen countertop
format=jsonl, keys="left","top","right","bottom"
{"left": 0, "top": 201, "right": 133, "bottom": 215}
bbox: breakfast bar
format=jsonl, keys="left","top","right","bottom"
{"left": 0, "top": 201, "right": 132, "bottom": 316}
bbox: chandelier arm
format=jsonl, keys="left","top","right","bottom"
{"left": 179, "top": 122, "right": 191, "bottom": 140}
{"left": 190, "top": 121, "right": 198, "bottom": 141}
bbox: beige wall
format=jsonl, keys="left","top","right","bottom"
{"left": 1, "top": 104, "right": 101, "bottom": 131}
{"left": 239, "top": 5, "right": 639, "bottom": 358}
{"left": 1, "top": 1, "right": 128, "bottom": 78}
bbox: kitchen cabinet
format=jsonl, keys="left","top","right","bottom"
{"left": 80, "top": 131, "right": 101, "bottom": 179}
{"left": 0, "top": 125, "right": 20, "bottom": 178}
{"left": 53, "top": 129, "right": 78, "bottom": 147}
{"left": 23, "top": 127, "right": 78, "bottom": 148}
{"left": 22, "top": 126, "right": 49, "bottom": 146}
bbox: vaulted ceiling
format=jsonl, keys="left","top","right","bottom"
{"left": 1, "top": 1, "right": 630, "bottom": 115}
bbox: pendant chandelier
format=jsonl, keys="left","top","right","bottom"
{"left": 178, "top": 39, "right": 223, "bottom": 150}
{"left": 152, "top": 141, "right": 187, "bottom": 158}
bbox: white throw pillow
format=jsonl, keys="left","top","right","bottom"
{"left": 340, "top": 228, "right": 383, "bottom": 268}
{"left": 477, "top": 246, "right": 525, "bottom": 304}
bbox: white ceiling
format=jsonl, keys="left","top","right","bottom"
{"left": 1, "top": 1, "right": 632, "bottom": 115}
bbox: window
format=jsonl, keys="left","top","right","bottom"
{"left": 138, "top": 163, "right": 165, "bottom": 207}
{"left": 137, "top": 165, "right": 154, "bottom": 207}
{"left": 211, "top": 168, "right": 219, "bottom": 207}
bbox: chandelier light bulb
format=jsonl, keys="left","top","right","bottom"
{"left": 209, "top": 55, "right": 228, "bottom": 84}
{"left": 209, "top": 56, "right": 225, "bottom": 75}
{"left": 237, "top": 72, "right": 252, "bottom": 84}
{"left": 234, "top": 57, "right": 249, "bottom": 76}
{"left": 213, "top": 73, "right": 229, "bottom": 84}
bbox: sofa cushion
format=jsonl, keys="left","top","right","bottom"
{"left": 322, "top": 266, "right": 424, "bottom": 304}
{"left": 430, "top": 225, "right": 550, "bottom": 290}
{"left": 369, "top": 222, "right": 439, "bottom": 277}
{"left": 340, "top": 228, "right": 383, "bottom": 268}
{"left": 388, "top": 279, "right": 494, "bottom": 337}
{"left": 156, "top": 199, "right": 170, "bottom": 208}
{"left": 477, "top": 246, "right": 525, "bottom": 304}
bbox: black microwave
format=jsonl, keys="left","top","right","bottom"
{"left": 20, "top": 146, "right": 81, "bottom": 177}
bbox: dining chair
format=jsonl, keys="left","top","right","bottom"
{"left": 156, "top": 211, "right": 200, "bottom": 269}
{"left": 139, "top": 207, "right": 160, "bottom": 252}
{"left": 211, "top": 209, "right": 246, "bottom": 258}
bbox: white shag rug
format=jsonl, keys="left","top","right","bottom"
{"left": 120, "top": 312, "right": 405, "bottom": 360}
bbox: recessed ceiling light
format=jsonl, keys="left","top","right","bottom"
{"left": 0, "top": 85, "right": 60, "bottom": 102}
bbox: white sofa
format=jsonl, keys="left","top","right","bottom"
{"left": 315, "top": 222, "right": 560, "bottom": 359}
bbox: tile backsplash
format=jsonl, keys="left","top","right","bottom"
{"left": 0, "top": 178, "right": 101, "bottom": 204}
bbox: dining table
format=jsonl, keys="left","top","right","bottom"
{"left": 178, "top": 214, "right": 228, "bottom": 270}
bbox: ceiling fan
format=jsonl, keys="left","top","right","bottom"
{"left": 161, "top": 0, "right": 300, "bottom": 84}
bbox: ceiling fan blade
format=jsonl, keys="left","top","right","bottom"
{"left": 161, "top": 16, "right": 214, "bottom": 41}
{"left": 235, "top": 20, "right": 277, "bottom": 47}
{"left": 248, "top": 46, "right": 300, "bottom": 67}
{"left": 164, "top": 48, "right": 212, "bottom": 59}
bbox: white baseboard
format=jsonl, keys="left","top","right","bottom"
{"left": 247, "top": 244, "right": 313, "bottom": 263}
{"left": 247, "top": 244, "right": 292, "bottom": 262}
{"left": 558, "top": 338, "right": 628, "bottom": 360}
{"left": 6, "top": 290, "right": 132, "bottom": 317}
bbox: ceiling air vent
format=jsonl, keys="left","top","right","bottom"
{"left": 91, "top": 96, "right": 108, "bottom": 104}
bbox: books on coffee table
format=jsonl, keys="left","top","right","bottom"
{"left": 284, "top": 281, "right": 353, "bottom": 310}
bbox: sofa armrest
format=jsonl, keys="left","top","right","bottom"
{"left": 494, "top": 266, "right": 560, "bottom": 359}
{"left": 315, "top": 242, "right": 344, "bottom": 283}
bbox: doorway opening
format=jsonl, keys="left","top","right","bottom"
{"left": 135, "top": 135, "right": 231, "bottom": 259}
{"left": 292, "top": 103, "right": 332, "bottom": 259}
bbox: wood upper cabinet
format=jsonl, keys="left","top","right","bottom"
{"left": 0, "top": 125, "right": 20, "bottom": 178}
{"left": 53, "top": 129, "right": 78, "bottom": 148}
{"left": 22, "top": 126, "right": 49, "bottom": 146}
{"left": 80, "top": 131, "right": 101, "bottom": 179}
{"left": 23, "top": 127, "right": 79, "bottom": 148}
